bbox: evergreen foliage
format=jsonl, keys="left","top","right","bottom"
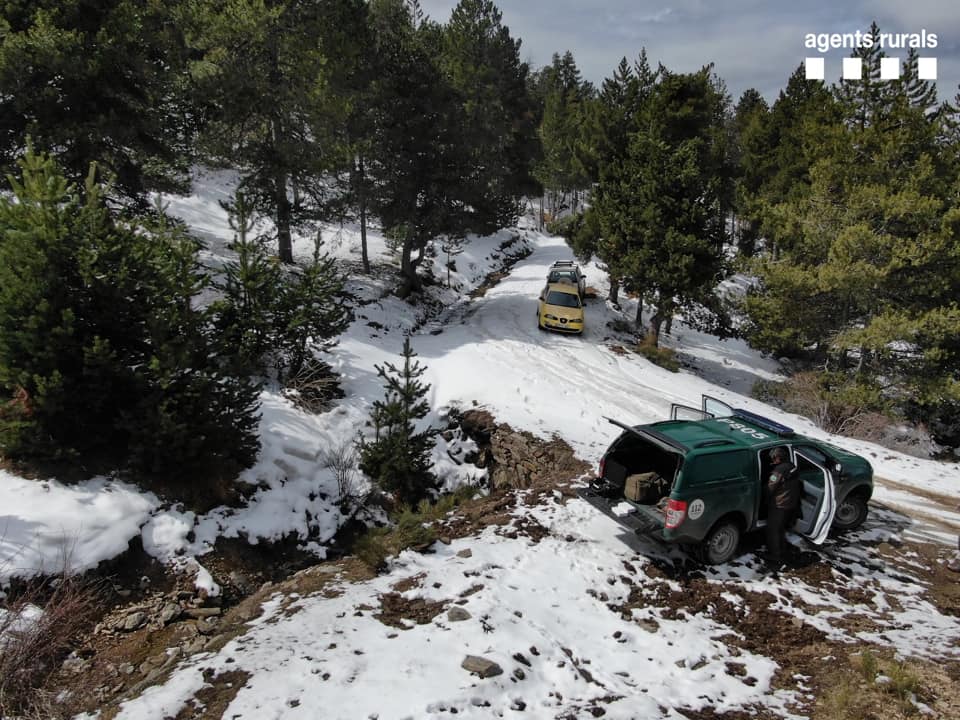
{"left": 212, "top": 191, "right": 349, "bottom": 380}
{"left": 441, "top": 0, "right": 540, "bottom": 226}
{"left": 186, "top": 0, "right": 366, "bottom": 263}
{"left": 594, "top": 64, "right": 732, "bottom": 343}
{"left": 0, "top": 0, "right": 195, "bottom": 202}
{"left": 358, "top": 338, "right": 438, "bottom": 506}
{"left": 0, "top": 148, "right": 260, "bottom": 475}
{"left": 531, "top": 51, "right": 595, "bottom": 215}
{"left": 366, "top": 0, "right": 538, "bottom": 296}
{"left": 740, "top": 22, "right": 960, "bottom": 443}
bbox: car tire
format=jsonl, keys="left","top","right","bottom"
{"left": 700, "top": 520, "right": 741, "bottom": 565}
{"left": 832, "top": 494, "right": 868, "bottom": 532}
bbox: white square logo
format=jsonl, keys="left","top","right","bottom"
{"left": 880, "top": 57, "right": 901, "bottom": 80}
{"left": 805, "top": 57, "right": 825, "bottom": 80}
{"left": 842, "top": 57, "right": 863, "bottom": 80}
{"left": 918, "top": 57, "right": 937, "bottom": 80}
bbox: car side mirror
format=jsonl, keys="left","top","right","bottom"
{"left": 539, "top": 292, "right": 545, "bottom": 301}
{"left": 834, "top": 462, "right": 843, "bottom": 475}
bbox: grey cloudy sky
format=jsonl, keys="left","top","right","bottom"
{"left": 420, "top": 0, "right": 960, "bottom": 102}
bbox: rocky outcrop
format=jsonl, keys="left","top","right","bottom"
{"left": 458, "top": 409, "right": 590, "bottom": 490}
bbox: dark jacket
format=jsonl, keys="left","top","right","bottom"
{"left": 768, "top": 461, "right": 800, "bottom": 510}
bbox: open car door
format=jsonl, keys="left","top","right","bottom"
{"left": 792, "top": 448, "right": 837, "bottom": 545}
{"left": 670, "top": 403, "right": 713, "bottom": 421}
{"left": 702, "top": 394, "right": 734, "bottom": 418}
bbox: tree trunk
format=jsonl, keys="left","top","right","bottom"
{"left": 358, "top": 154, "right": 370, "bottom": 275}
{"left": 646, "top": 311, "right": 664, "bottom": 347}
{"left": 398, "top": 237, "right": 424, "bottom": 298}
{"left": 267, "top": 32, "right": 293, "bottom": 265}
{"left": 539, "top": 195, "right": 544, "bottom": 231}
{"left": 664, "top": 314, "right": 673, "bottom": 336}
{"left": 635, "top": 297, "right": 644, "bottom": 328}
{"left": 275, "top": 164, "right": 293, "bottom": 264}
{"left": 608, "top": 276, "right": 620, "bottom": 306}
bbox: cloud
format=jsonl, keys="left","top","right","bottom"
{"left": 419, "top": 1, "right": 959, "bottom": 100}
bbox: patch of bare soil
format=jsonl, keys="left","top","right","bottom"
{"left": 374, "top": 592, "right": 446, "bottom": 629}
{"left": 173, "top": 669, "right": 252, "bottom": 720}
{"left": 390, "top": 573, "right": 426, "bottom": 593}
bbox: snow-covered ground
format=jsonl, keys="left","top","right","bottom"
{"left": 2, "top": 170, "right": 959, "bottom": 717}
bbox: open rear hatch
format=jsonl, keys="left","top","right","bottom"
{"left": 578, "top": 418, "right": 684, "bottom": 539}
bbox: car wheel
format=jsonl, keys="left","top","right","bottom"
{"left": 832, "top": 494, "right": 868, "bottom": 532}
{"left": 700, "top": 520, "right": 741, "bottom": 565}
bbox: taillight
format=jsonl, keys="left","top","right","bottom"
{"left": 665, "top": 499, "right": 687, "bottom": 529}
{"left": 598, "top": 457, "right": 605, "bottom": 478}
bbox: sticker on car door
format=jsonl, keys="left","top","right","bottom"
{"left": 688, "top": 498, "right": 705, "bottom": 519}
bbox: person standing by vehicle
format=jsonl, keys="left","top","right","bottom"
{"left": 766, "top": 447, "right": 799, "bottom": 569}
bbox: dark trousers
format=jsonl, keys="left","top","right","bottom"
{"left": 766, "top": 505, "right": 789, "bottom": 562}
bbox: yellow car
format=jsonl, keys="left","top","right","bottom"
{"left": 537, "top": 282, "right": 585, "bottom": 334}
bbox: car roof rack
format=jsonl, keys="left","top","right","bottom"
{"left": 731, "top": 409, "right": 795, "bottom": 437}
{"left": 551, "top": 260, "right": 575, "bottom": 267}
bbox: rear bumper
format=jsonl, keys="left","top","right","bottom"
{"left": 577, "top": 485, "right": 666, "bottom": 539}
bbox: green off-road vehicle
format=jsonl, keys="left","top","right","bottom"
{"left": 580, "top": 395, "right": 874, "bottom": 564}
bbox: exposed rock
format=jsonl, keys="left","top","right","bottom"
{"left": 196, "top": 616, "right": 220, "bottom": 635}
{"left": 461, "top": 655, "right": 503, "bottom": 678}
{"left": 184, "top": 606, "right": 222, "bottom": 619}
{"left": 456, "top": 549, "right": 473, "bottom": 559}
{"left": 458, "top": 412, "right": 589, "bottom": 490}
{"left": 181, "top": 637, "right": 208, "bottom": 655}
{"left": 61, "top": 656, "right": 87, "bottom": 674}
{"left": 119, "top": 663, "right": 135, "bottom": 676}
{"left": 636, "top": 618, "right": 659, "bottom": 633}
{"left": 447, "top": 606, "right": 472, "bottom": 622}
{"left": 229, "top": 571, "right": 254, "bottom": 595}
{"left": 160, "top": 602, "right": 181, "bottom": 625}
{"left": 121, "top": 612, "right": 147, "bottom": 632}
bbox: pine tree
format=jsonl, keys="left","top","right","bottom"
{"left": 187, "top": 0, "right": 366, "bottom": 263}
{"left": 835, "top": 22, "right": 892, "bottom": 131}
{"left": 214, "top": 191, "right": 284, "bottom": 376}
{"left": 367, "top": 0, "right": 468, "bottom": 297}
{"left": 213, "top": 190, "right": 349, "bottom": 380}
{"left": 533, "top": 51, "right": 594, "bottom": 216}
{"left": 275, "top": 234, "right": 350, "bottom": 378}
{"left": 358, "top": 338, "right": 438, "bottom": 505}
{"left": 0, "top": 0, "right": 196, "bottom": 203}
{"left": 441, "top": 0, "right": 540, "bottom": 231}
{"left": 584, "top": 50, "right": 655, "bottom": 303}
{"left": 730, "top": 88, "right": 771, "bottom": 255}
{"left": 0, "top": 148, "right": 261, "bottom": 476}
{"left": 595, "top": 66, "right": 731, "bottom": 343}
{"left": 743, "top": 50, "right": 958, "bottom": 438}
